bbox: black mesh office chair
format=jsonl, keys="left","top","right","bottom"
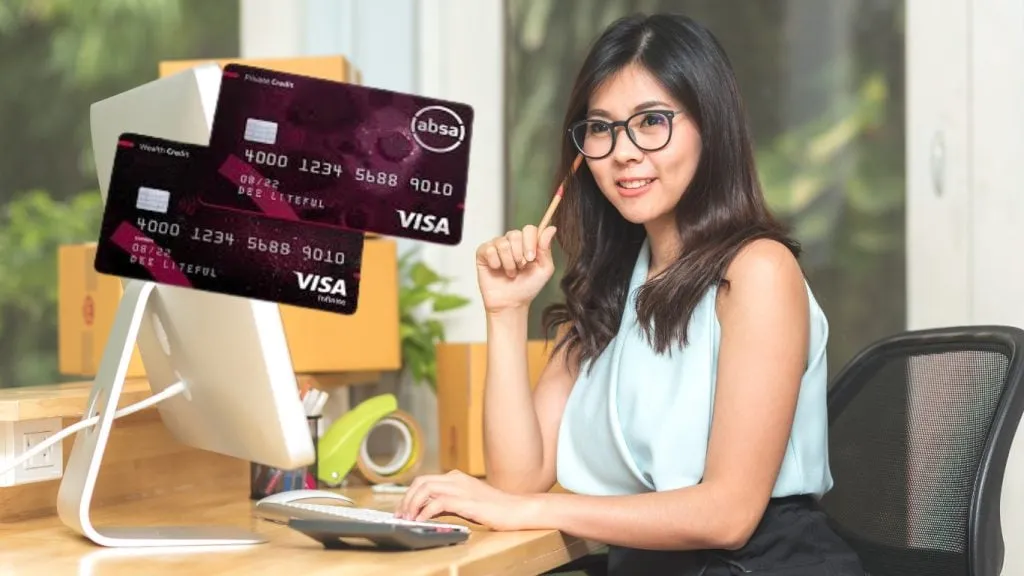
{"left": 821, "top": 325, "right": 1024, "bottom": 576}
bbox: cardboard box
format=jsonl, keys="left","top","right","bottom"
{"left": 158, "top": 55, "right": 359, "bottom": 84}
{"left": 436, "top": 340, "right": 555, "bottom": 476}
{"left": 58, "top": 239, "right": 401, "bottom": 377}
{"left": 58, "top": 245, "right": 147, "bottom": 377}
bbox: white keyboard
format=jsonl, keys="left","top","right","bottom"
{"left": 257, "top": 501, "right": 471, "bottom": 533}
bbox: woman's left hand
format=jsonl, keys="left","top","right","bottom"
{"left": 394, "top": 470, "right": 543, "bottom": 531}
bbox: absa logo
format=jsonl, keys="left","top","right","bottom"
{"left": 410, "top": 105, "right": 466, "bottom": 154}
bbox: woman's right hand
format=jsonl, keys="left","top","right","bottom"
{"left": 476, "top": 225, "right": 558, "bottom": 314}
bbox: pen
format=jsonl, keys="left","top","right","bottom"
{"left": 302, "top": 389, "right": 317, "bottom": 415}
{"left": 538, "top": 154, "right": 583, "bottom": 231}
{"left": 265, "top": 470, "right": 283, "bottom": 492}
{"left": 311, "top": 391, "right": 329, "bottom": 417}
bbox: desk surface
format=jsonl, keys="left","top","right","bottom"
{"left": 0, "top": 484, "right": 601, "bottom": 576}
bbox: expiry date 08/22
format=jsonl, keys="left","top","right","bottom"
{"left": 244, "top": 237, "right": 347, "bottom": 266}
{"left": 125, "top": 244, "right": 218, "bottom": 278}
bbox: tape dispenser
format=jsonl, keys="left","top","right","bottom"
{"left": 316, "top": 393, "right": 423, "bottom": 486}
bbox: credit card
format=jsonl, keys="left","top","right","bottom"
{"left": 94, "top": 133, "right": 364, "bottom": 315}
{"left": 201, "top": 63, "right": 474, "bottom": 245}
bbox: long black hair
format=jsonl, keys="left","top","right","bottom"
{"left": 542, "top": 13, "right": 800, "bottom": 367}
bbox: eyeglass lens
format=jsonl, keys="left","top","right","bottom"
{"left": 570, "top": 111, "right": 672, "bottom": 158}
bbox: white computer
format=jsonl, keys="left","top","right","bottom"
{"left": 56, "top": 65, "right": 316, "bottom": 548}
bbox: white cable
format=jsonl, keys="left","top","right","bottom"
{"left": 0, "top": 381, "right": 188, "bottom": 477}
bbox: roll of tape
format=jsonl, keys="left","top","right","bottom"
{"left": 355, "top": 409, "right": 424, "bottom": 485}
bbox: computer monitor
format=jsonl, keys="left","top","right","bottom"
{"left": 88, "top": 63, "right": 221, "bottom": 204}
{"left": 56, "top": 66, "right": 316, "bottom": 548}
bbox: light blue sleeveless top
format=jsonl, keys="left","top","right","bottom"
{"left": 556, "top": 239, "right": 834, "bottom": 498}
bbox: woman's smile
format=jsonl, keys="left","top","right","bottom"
{"left": 616, "top": 176, "right": 657, "bottom": 197}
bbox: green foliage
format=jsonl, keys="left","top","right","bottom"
{"left": 757, "top": 74, "right": 896, "bottom": 240}
{"left": 397, "top": 249, "right": 471, "bottom": 393}
{"left": 0, "top": 0, "right": 239, "bottom": 204}
{"left": 0, "top": 0, "right": 183, "bottom": 84}
{"left": 0, "top": 190, "right": 102, "bottom": 386}
{"left": 0, "top": 190, "right": 102, "bottom": 319}
{"left": 0, "top": 0, "right": 238, "bottom": 388}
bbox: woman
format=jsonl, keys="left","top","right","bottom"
{"left": 396, "top": 13, "right": 865, "bottom": 575}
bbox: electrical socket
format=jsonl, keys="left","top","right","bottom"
{"left": 0, "top": 417, "right": 63, "bottom": 487}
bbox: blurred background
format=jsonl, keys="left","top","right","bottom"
{"left": 0, "top": 0, "right": 1018, "bottom": 392}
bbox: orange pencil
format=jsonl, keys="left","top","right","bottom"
{"left": 538, "top": 154, "right": 583, "bottom": 231}
{"left": 297, "top": 375, "right": 313, "bottom": 402}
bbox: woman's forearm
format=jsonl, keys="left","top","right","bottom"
{"left": 531, "top": 484, "right": 755, "bottom": 551}
{"left": 482, "top": 307, "right": 545, "bottom": 492}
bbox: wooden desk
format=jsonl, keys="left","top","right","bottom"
{"left": 0, "top": 483, "right": 602, "bottom": 576}
{"left": 0, "top": 380, "right": 601, "bottom": 573}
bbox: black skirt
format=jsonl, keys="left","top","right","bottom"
{"left": 606, "top": 495, "right": 865, "bottom": 575}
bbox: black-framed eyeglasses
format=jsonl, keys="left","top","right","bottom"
{"left": 567, "top": 109, "right": 684, "bottom": 159}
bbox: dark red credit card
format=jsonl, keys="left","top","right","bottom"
{"left": 94, "top": 133, "right": 364, "bottom": 315}
{"left": 201, "top": 63, "right": 474, "bottom": 245}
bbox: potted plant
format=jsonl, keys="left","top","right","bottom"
{"left": 396, "top": 249, "right": 471, "bottom": 393}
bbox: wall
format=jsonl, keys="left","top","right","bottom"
{"left": 906, "top": 2, "right": 1024, "bottom": 330}
{"left": 968, "top": 1, "right": 1024, "bottom": 330}
{"left": 905, "top": 0, "right": 972, "bottom": 331}
{"left": 415, "top": 0, "right": 505, "bottom": 344}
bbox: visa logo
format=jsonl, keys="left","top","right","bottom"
{"left": 295, "top": 272, "right": 347, "bottom": 296}
{"left": 397, "top": 210, "right": 450, "bottom": 235}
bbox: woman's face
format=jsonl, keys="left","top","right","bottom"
{"left": 583, "top": 64, "right": 702, "bottom": 226}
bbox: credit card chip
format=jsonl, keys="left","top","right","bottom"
{"left": 136, "top": 186, "right": 171, "bottom": 214}
{"left": 244, "top": 118, "right": 278, "bottom": 145}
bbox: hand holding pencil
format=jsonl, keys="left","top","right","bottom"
{"left": 474, "top": 154, "right": 583, "bottom": 313}
{"left": 538, "top": 154, "right": 583, "bottom": 231}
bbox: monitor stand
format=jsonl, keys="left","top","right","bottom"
{"left": 56, "top": 279, "right": 267, "bottom": 547}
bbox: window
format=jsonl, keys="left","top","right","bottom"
{"left": 0, "top": 1, "right": 240, "bottom": 387}
{"left": 505, "top": 0, "right": 906, "bottom": 377}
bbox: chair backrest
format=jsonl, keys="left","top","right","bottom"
{"left": 820, "top": 326, "right": 1024, "bottom": 576}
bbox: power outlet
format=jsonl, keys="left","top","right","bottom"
{"left": 0, "top": 418, "right": 63, "bottom": 487}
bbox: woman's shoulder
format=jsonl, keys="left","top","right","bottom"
{"left": 716, "top": 237, "right": 810, "bottom": 318}
{"left": 725, "top": 237, "right": 803, "bottom": 282}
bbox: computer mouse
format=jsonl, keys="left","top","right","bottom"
{"left": 256, "top": 489, "right": 355, "bottom": 507}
